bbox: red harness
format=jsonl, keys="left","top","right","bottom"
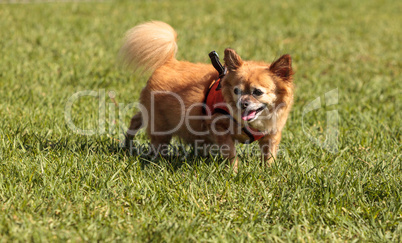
{"left": 203, "top": 78, "right": 266, "bottom": 144}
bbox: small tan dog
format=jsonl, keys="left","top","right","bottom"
{"left": 122, "top": 21, "right": 294, "bottom": 169}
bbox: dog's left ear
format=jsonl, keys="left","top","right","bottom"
{"left": 269, "top": 54, "right": 293, "bottom": 82}
{"left": 224, "top": 48, "right": 243, "bottom": 71}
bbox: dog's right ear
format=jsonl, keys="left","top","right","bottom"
{"left": 224, "top": 48, "right": 243, "bottom": 71}
{"left": 269, "top": 54, "right": 293, "bottom": 82}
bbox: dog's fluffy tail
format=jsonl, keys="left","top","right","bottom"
{"left": 120, "top": 21, "right": 177, "bottom": 73}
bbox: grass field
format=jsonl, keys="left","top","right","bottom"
{"left": 0, "top": 0, "right": 401, "bottom": 241}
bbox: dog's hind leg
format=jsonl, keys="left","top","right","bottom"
{"left": 125, "top": 112, "right": 143, "bottom": 148}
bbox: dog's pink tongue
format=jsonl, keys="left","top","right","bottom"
{"left": 242, "top": 110, "right": 256, "bottom": 121}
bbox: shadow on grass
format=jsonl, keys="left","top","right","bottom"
{"left": 124, "top": 140, "right": 228, "bottom": 172}
{"left": 11, "top": 130, "right": 228, "bottom": 172}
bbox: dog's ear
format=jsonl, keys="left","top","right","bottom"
{"left": 269, "top": 54, "right": 293, "bottom": 82}
{"left": 224, "top": 48, "right": 243, "bottom": 71}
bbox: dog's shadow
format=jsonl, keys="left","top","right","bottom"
{"left": 123, "top": 140, "right": 230, "bottom": 172}
{"left": 24, "top": 132, "right": 233, "bottom": 172}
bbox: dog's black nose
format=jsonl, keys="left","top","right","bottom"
{"left": 241, "top": 101, "right": 250, "bottom": 109}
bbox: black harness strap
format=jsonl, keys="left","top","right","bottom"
{"left": 209, "top": 51, "right": 226, "bottom": 79}
{"left": 241, "top": 127, "right": 255, "bottom": 144}
{"left": 209, "top": 51, "right": 226, "bottom": 90}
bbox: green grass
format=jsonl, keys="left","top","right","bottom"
{"left": 0, "top": 0, "right": 401, "bottom": 241}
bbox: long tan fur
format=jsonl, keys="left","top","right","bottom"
{"left": 123, "top": 21, "right": 294, "bottom": 171}
{"left": 120, "top": 21, "right": 177, "bottom": 73}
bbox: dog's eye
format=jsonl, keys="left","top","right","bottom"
{"left": 233, "top": 87, "right": 241, "bottom": 95}
{"left": 253, "top": 89, "right": 264, "bottom": 96}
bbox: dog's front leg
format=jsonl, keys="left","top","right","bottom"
{"left": 258, "top": 132, "right": 282, "bottom": 165}
{"left": 213, "top": 126, "right": 238, "bottom": 171}
{"left": 206, "top": 116, "right": 238, "bottom": 171}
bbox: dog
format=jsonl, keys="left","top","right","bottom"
{"left": 121, "top": 21, "right": 294, "bottom": 170}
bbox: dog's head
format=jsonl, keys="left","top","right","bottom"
{"left": 221, "top": 48, "right": 294, "bottom": 132}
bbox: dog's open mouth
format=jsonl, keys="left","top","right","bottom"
{"left": 241, "top": 106, "right": 266, "bottom": 121}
